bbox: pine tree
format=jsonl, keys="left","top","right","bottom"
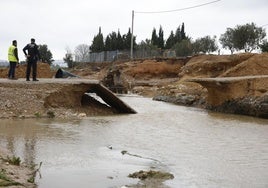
{"left": 109, "top": 32, "right": 118, "bottom": 50}
{"left": 117, "top": 30, "right": 124, "bottom": 50}
{"left": 175, "top": 26, "right": 182, "bottom": 43}
{"left": 181, "top": 22, "right": 186, "bottom": 40}
{"left": 105, "top": 35, "right": 111, "bottom": 51}
{"left": 123, "top": 28, "right": 136, "bottom": 50}
{"left": 158, "top": 26, "right": 164, "bottom": 49}
{"left": 151, "top": 28, "right": 158, "bottom": 46}
{"left": 90, "top": 27, "right": 105, "bottom": 52}
{"left": 123, "top": 28, "right": 132, "bottom": 49}
{"left": 165, "top": 31, "right": 176, "bottom": 49}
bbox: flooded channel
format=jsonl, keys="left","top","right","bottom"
{"left": 0, "top": 96, "right": 268, "bottom": 188}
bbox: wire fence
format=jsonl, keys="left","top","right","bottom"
{"left": 75, "top": 49, "right": 177, "bottom": 63}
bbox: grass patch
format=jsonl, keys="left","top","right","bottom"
{"left": 34, "top": 112, "right": 41, "bottom": 118}
{"left": 0, "top": 170, "right": 22, "bottom": 186}
{"left": 47, "top": 110, "right": 55, "bottom": 118}
{"left": 5, "top": 156, "right": 21, "bottom": 166}
{"left": 28, "top": 162, "right": 42, "bottom": 184}
{"left": 27, "top": 176, "right": 35, "bottom": 183}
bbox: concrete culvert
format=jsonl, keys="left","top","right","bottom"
{"left": 55, "top": 68, "right": 79, "bottom": 78}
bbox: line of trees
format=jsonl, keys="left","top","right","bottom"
{"left": 67, "top": 22, "right": 267, "bottom": 65}
{"left": 38, "top": 21, "right": 268, "bottom": 67}
{"left": 90, "top": 27, "right": 136, "bottom": 53}
{"left": 89, "top": 23, "right": 187, "bottom": 53}
{"left": 87, "top": 22, "right": 267, "bottom": 56}
{"left": 85, "top": 22, "right": 219, "bottom": 57}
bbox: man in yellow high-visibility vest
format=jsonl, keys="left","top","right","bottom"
{"left": 8, "top": 40, "right": 19, "bottom": 80}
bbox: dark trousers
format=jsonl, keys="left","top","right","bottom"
{"left": 8, "top": 61, "right": 17, "bottom": 78}
{"left": 26, "top": 59, "right": 37, "bottom": 80}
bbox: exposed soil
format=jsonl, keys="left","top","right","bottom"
{"left": 1, "top": 53, "right": 268, "bottom": 186}
{"left": 0, "top": 63, "right": 54, "bottom": 79}
{"left": 0, "top": 79, "right": 117, "bottom": 119}
{"left": 79, "top": 53, "right": 267, "bottom": 105}
{"left": 2, "top": 53, "right": 267, "bottom": 119}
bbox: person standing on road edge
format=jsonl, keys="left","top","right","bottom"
{"left": 23, "top": 38, "right": 40, "bottom": 81}
{"left": 8, "top": 40, "right": 19, "bottom": 80}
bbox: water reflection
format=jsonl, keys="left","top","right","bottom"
{"left": 0, "top": 119, "right": 81, "bottom": 166}
{"left": 207, "top": 111, "right": 268, "bottom": 125}
{"left": 1, "top": 120, "right": 35, "bottom": 165}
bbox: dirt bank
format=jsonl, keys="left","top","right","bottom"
{"left": 0, "top": 79, "right": 121, "bottom": 119}
{"left": 72, "top": 53, "right": 268, "bottom": 118}
{"left": 2, "top": 54, "right": 267, "bottom": 119}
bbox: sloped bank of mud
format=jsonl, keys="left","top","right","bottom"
{"left": 2, "top": 54, "right": 267, "bottom": 119}
{"left": 179, "top": 53, "right": 268, "bottom": 118}
{"left": 209, "top": 95, "right": 268, "bottom": 118}
{"left": 188, "top": 75, "right": 268, "bottom": 118}
{"left": 145, "top": 53, "right": 267, "bottom": 118}
{"left": 88, "top": 53, "right": 268, "bottom": 118}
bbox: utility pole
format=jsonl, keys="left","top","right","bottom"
{"left": 130, "top": 10, "right": 134, "bottom": 60}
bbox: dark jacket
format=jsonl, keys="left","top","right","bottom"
{"left": 14, "top": 48, "right": 19, "bottom": 61}
{"left": 23, "top": 43, "right": 40, "bottom": 61}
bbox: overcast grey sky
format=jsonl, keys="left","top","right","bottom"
{"left": 0, "top": 0, "right": 267, "bottom": 60}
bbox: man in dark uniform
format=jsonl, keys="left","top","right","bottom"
{"left": 23, "top": 38, "right": 40, "bottom": 81}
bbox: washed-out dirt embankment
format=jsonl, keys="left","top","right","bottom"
{"left": 0, "top": 53, "right": 268, "bottom": 119}
{"left": 0, "top": 79, "right": 124, "bottom": 119}
{"left": 89, "top": 53, "right": 268, "bottom": 118}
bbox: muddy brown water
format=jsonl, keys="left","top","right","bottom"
{"left": 0, "top": 96, "right": 268, "bottom": 188}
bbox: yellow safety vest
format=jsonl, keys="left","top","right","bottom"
{"left": 8, "top": 45, "right": 18, "bottom": 62}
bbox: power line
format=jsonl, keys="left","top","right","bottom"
{"left": 130, "top": 0, "right": 221, "bottom": 59}
{"left": 135, "top": 0, "right": 221, "bottom": 14}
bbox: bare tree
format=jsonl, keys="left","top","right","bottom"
{"left": 74, "top": 44, "right": 90, "bottom": 62}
